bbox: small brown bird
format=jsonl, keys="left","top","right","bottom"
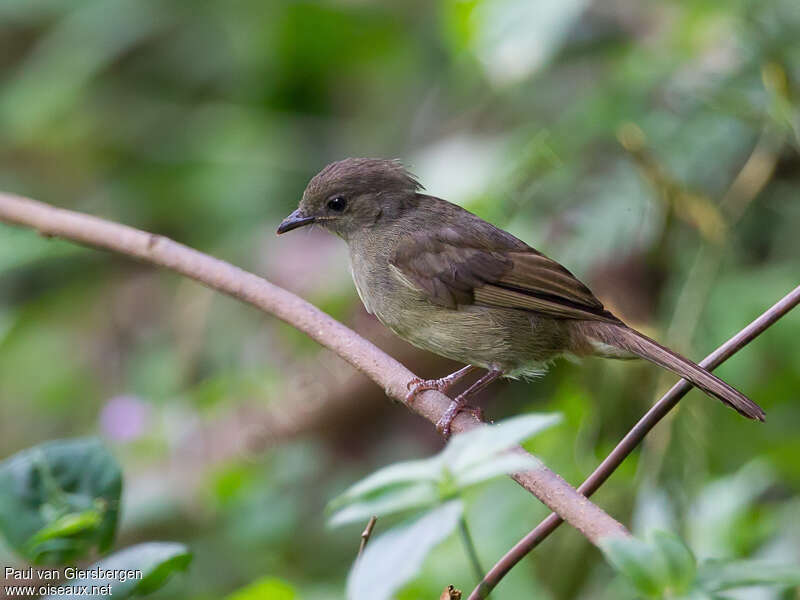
{"left": 278, "top": 158, "right": 764, "bottom": 435}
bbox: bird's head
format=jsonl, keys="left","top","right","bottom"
{"left": 277, "top": 158, "right": 422, "bottom": 240}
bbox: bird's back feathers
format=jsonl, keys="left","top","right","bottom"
{"left": 389, "top": 196, "right": 618, "bottom": 322}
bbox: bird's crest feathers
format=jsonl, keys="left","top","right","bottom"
{"left": 304, "top": 158, "right": 423, "bottom": 202}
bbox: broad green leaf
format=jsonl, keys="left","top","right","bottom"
{"left": 45, "top": 542, "right": 192, "bottom": 599}
{"left": 600, "top": 536, "right": 668, "bottom": 598}
{"left": 27, "top": 508, "right": 103, "bottom": 552}
{"left": 696, "top": 559, "right": 800, "bottom": 592}
{"left": 329, "top": 483, "right": 439, "bottom": 527}
{"left": 328, "top": 414, "right": 559, "bottom": 526}
{"left": 225, "top": 576, "right": 296, "bottom": 600}
{"left": 651, "top": 530, "right": 697, "bottom": 594}
{"left": 454, "top": 452, "right": 540, "bottom": 488}
{"left": 329, "top": 459, "right": 443, "bottom": 508}
{"left": 0, "top": 438, "right": 122, "bottom": 564}
{"left": 442, "top": 413, "right": 561, "bottom": 474}
{"left": 347, "top": 500, "right": 463, "bottom": 600}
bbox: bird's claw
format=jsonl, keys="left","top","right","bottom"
{"left": 436, "top": 401, "right": 484, "bottom": 439}
{"left": 405, "top": 366, "right": 478, "bottom": 405}
{"left": 405, "top": 377, "right": 450, "bottom": 404}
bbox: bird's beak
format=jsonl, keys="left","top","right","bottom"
{"left": 277, "top": 209, "right": 316, "bottom": 234}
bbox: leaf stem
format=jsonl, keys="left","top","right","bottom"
{"left": 459, "top": 514, "right": 484, "bottom": 583}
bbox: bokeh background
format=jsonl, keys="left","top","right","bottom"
{"left": 1, "top": 0, "right": 799, "bottom": 598}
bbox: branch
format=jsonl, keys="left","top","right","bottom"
{"left": 0, "top": 193, "right": 630, "bottom": 547}
{"left": 357, "top": 516, "right": 378, "bottom": 559}
{"left": 470, "top": 283, "right": 800, "bottom": 599}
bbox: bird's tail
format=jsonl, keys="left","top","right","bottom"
{"left": 579, "top": 321, "right": 765, "bottom": 421}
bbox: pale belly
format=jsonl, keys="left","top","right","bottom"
{"left": 350, "top": 254, "right": 571, "bottom": 376}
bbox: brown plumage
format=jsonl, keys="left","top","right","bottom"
{"left": 278, "top": 158, "right": 765, "bottom": 433}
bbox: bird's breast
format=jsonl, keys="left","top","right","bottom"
{"left": 348, "top": 244, "right": 413, "bottom": 325}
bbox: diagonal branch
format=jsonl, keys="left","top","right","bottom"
{"left": 469, "top": 283, "right": 800, "bottom": 599}
{"left": 0, "top": 193, "right": 630, "bottom": 548}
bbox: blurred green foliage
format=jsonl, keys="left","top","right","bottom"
{"left": 0, "top": 438, "right": 190, "bottom": 598}
{"left": 602, "top": 529, "right": 800, "bottom": 599}
{"left": 1, "top": 0, "right": 799, "bottom": 598}
{"left": 0, "top": 438, "right": 121, "bottom": 564}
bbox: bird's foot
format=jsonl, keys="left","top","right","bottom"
{"left": 431, "top": 367, "right": 503, "bottom": 437}
{"left": 404, "top": 365, "right": 476, "bottom": 405}
{"left": 405, "top": 377, "right": 450, "bottom": 403}
{"left": 436, "top": 400, "right": 484, "bottom": 439}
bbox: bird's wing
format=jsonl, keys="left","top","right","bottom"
{"left": 389, "top": 226, "right": 619, "bottom": 322}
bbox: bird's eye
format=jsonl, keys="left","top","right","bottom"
{"left": 326, "top": 196, "right": 347, "bottom": 212}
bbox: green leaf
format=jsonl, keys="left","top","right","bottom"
{"left": 329, "top": 458, "right": 443, "bottom": 508}
{"left": 226, "top": 577, "right": 296, "bottom": 600}
{"left": 454, "top": 451, "right": 540, "bottom": 488}
{"left": 696, "top": 559, "right": 800, "bottom": 592}
{"left": 0, "top": 438, "right": 122, "bottom": 564}
{"left": 328, "top": 483, "right": 439, "bottom": 527}
{"left": 347, "top": 500, "right": 463, "bottom": 600}
{"left": 651, "top": 530, "right": 697, "bottom": 593}
{"left": 45, "top": 542, "right": 192, "bottom": 599}
{"left": 327, "top": 414, "right": 560, "bottom": 527}
{"left": 601, "top": 536, "right": 668, "bottom": 598}
{"left": 27, "top": 509, "right": 103, "bottom": 551}
{"left": 442, "top": 413, "right": 561, "bottom": 474}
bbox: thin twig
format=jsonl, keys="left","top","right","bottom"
{"left": 357, "top": 516, "right": 378, "bottom": 559}
{"left": 468, "top": 284, "right": 800, "bottom": 600}
{"left": 0, "top": 193, "right": 630, "bottom": 548}
{"left": 458, "top": 515, "right": 484, "bottom": 581}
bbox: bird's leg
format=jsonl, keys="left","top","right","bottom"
{"left": 436, "top": 368, "right": 503, "bottom": 438}
{"left": 405, "top": 365, "right": 477, "bottom": 404}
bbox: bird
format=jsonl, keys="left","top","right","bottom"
{"left": 277, "top": 158, "right": 764, "bottom": 436}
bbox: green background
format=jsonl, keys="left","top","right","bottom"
{"left": 1, "top": 0, "right": 798, "bottom": 597}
